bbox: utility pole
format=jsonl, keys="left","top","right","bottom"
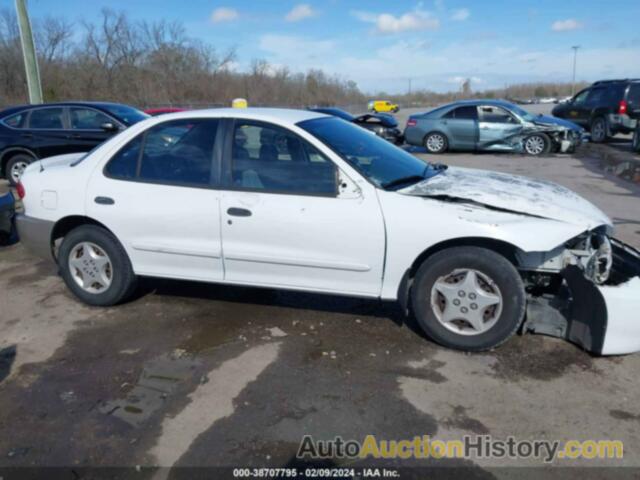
{"left": 571, "top": 45, "right": 580, "bottom": 96}
{"left": 408, "top": 78, "right": 412, "bottom": 96}
{"left": 15, "top": 0, "right": 43, "bottom": 104}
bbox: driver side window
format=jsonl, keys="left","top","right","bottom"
{"left": 480, "top": 106, "right": 517, "bottom": 124}
{"left": 230, "top": 121, "right": 337, "bottom": 196}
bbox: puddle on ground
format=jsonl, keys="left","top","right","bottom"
{"left": 99, "top": 352, "right": 201, "bottom": 427}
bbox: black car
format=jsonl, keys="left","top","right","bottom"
{"left": 552, "top": 79, "right": 640, "bottom": 143}
{"left": 0, "top": 102, "right": 149, "bottom": 185}
{"left": 309, "top": 107, "right": 403, "bottom": 145}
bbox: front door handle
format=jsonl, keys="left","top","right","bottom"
{"left": 227, "top": 207, "right": 252, "bottom": 217}
{"left": 95, "top": 196, "right": 115, "bottom": 205}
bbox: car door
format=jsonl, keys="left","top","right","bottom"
{"left": 25, "top": 107, "right": 78, "bottom": 157}
{"left": 218, "top": 119, "right": 385, "bottom": 296}
{"left": 477, "top": 105, "right": 524, "bottom": 150}
{"left": 442, "top": 106, "right": 478, "bottom": 150}
{"left": 564, "top": 89, "right": 591, "bottom": 126}
{"left": 68, "top": 106, "right": 121, "bottom": 150}
{"left": 86, "top": 118, "right": 225, "bottom": 282}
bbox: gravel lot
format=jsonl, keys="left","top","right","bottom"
{"left": 1, "top": 109, "right": 640, "bottom": 478}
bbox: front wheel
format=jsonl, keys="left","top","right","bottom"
{"left": 58, "top": 225, "right": 137, "bottom": 306}
{"left": 411, "top": 247, "right": 526, "bottom": 351}
{"left": 523, "top": 133, "right": 551, "bottom": 156}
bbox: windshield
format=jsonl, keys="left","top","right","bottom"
{"left": 507, "top": 104, "right": 536, "bottom": 122}
{"left": 299, "top": 117, "right": 440, "bottom": 189}
{"left": 102, "top": 104, "right": 149, "bottom": 126}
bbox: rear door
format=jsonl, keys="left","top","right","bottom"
{"left": 477, "top": 105, "right": 523, "bottom": 150}
{"left": 86, "top": 118, "right": 225, "bottom": 281}
{"left": 25, "top": 107, "right": 77, "bottom": 158}
{"left": 442, "top": 106, "right": 478, "bottom": 150}
{"left": 218, "top": 119, "right": 385, "bottom": 296}
{"left": 68, "top": 106, "right": 121, "bottom": 149}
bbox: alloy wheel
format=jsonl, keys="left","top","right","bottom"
{"left": 591, "top": 119, "right": 606, "bottom": 142}
{"left": 10, "top": 160, "right": 29, "bottom": 184}
{"left": 524, "top": 135, "right": 546, "bottom": 155}
{"left": 430, "top": 268, "right": 503, "bottom": 336}
{"left": 426, "top": 134, "right": 445, "bottom": 153}
{"left": 68, "top": 242, "right": 113, "bottom": 294}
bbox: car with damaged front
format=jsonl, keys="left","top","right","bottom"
{"left": 404, "top": 99, "right": 584, "bottom": 156}
{"left": 15, "top": 109, "right": 640, "bottom": 355}
{"left": 309, "top": 107, "right": 403, "bottom": 144}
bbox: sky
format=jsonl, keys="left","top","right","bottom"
{"left": 21, "top": 0, "right": 640, "bottom": 94}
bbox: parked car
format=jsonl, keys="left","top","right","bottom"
{"left": 368, "top": 100, "right": 399, "bottom": 114}
{"left": 552, "top": 79, "right": 640, "bottom": 143}
{"left": 144, "top": 107, "right": 185, "bottom": 116}
{"left": 404, "top": 100, "right": 584, "bottom": 156}
{"left": 15, "top": 108, "right": 640, "bottom": 355}
{"left": 0, "top": 102, "right": 149, "bottom": 186}
{"left": 0, "top": 190, "right": 15, "bottom": 245}
{"left": 309, "top": 107, "right": 403, "bottom": 144}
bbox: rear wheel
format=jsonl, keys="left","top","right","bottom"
{"left": 411, "top": 247, "right": 526, "bottom": 351}
{"left": 424, "top": 132, "right": 448, "bottom": 154}
{"left": 523, "top": 133, "right": 551, "bottom": 156}
{"left": 590, "top": 117, "right": 608, "bottom": 143}
{"left": 58, "top": 225, "right": 137, "bottom": 306}
{"left": 6, "top": 153, "right": 35, "bottom": 186}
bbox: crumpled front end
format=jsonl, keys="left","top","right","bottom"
{"left": 524, "top": 238, "right": 640, "bottom": 355}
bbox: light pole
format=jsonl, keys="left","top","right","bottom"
{"left": 571, "top": 45, "right": 580, "bottom": 96}
{"left": 15, "top": 0, "right": 42, "bottom": 104}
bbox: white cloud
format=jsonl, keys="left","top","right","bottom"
{"left": 258, "top": 34, "right": 335, "bottom": 69}
{"left": 451, "top": 8, "right": 470, "bottom": 21}
{"left": 551, "top": 18, "right": 583, "bottom": 32}
{"left": 285, "top": 4, "right": 317, "bottom": 22}
{"left": 211, "top": 7, "right": 239, "bottom": 23}
{"left": 352, "top": 8, "right": 439, "bottom": 34}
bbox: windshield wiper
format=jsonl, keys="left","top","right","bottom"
{"left": 381, "top": 175, "right": 426, "bottom": 191}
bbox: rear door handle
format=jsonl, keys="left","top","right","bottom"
{"left": 227, "top": 207, "right": 252, "bottom": 217}
{"left": 94, "top": 196, "right": 115, "bottom": 205}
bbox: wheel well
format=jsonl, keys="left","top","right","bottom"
{"left": 51, "top": 216, "right": 115, "bottom": 247}
{"left": 397, "top": 237, "right": 522, "bottom": 313}
{"left": 0, "top": 148, "right": 38, "bottom": 174}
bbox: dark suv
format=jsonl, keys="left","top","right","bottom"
{"left": 552, "top": 79, "right": 640, "bottom": 143}
{"left": 0, "top": 102, "right": 149, "bottom": 185}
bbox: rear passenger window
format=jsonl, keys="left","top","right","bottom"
{"left": 2, "top": 112, "right": 27, "bottom": 128}
{"left": 452, "top": 106, "right": 478, "bottom": 120}
{"left": 231, "top": 122, "right": 336, "bottom": 195}
{"left": 105, "top": 119, "right": 218, "bottom": 186}
{"left": 29, "top": 108, "right": 65, "bottom": 129}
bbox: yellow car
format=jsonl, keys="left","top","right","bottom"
{"left": 368, "top": 100, "right": 399, "bottom": 113}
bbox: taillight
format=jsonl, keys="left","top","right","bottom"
{"left": 619, "top": 100, "right": 628, "bottom": 115}
{"left": 16, "top": 181, "right": 25, "bottom": 200}
{"left": 407, "top": 118, "right": 417, "bottom": 127}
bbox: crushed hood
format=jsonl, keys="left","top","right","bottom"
{"left": 531, "top": 115, "right": 582, "bottom": 131}
{"left": 399, "top": 166, "right": 612, "bottom": 229}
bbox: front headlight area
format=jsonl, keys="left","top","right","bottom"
{"left": 517, "top": 229, "right": 613, "bottom": 286}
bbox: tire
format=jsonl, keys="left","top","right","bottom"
{"left": 424, "top": 132, "right": 448, "bottom": 154}
{"left": 58, "top": 225, "right": 137, "bottom": 306}
{"left": 411, "top": 247, "right": 526, "bottom": 352}
{"left": 632, "top": 128, "right": 640, "bottom": 153}
{"left": 590, "top": 117, "right": 608, "bottom": 143}
{"left": 6, "top": 153, "right": 35, "bottom": 186}
{"left": 523, "top": 133, "right": 551, "bottom": 156}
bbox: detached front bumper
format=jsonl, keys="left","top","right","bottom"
{"left": 526, "top": 239, "right": 640, "bottom": 355}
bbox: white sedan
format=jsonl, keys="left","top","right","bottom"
{"left": 15, "top": 108, "right": 640, "bottom": 354}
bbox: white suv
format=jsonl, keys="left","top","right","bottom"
{"left": 15, "top": 108, "right": 640, "bottom": 355}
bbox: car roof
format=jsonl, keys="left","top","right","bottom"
{"left": 154, "top": 108, "right": 327, "bottom": 126}
{"left": 447, "top": 99, "right": 515, "bottom": 108}
{"left": 0, "top": 101, "right": 134, "bottom": 118}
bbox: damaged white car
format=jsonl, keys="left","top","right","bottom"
{"left": 15, "top": 109, "right": 640, "bottom": 355}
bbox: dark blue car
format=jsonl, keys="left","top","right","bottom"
{"left": 404, "top": 99, "right": 584, "bottom": 156}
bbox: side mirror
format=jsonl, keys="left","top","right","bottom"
{"left": 100, "top": 122, "right": 118, "bottom": 132}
